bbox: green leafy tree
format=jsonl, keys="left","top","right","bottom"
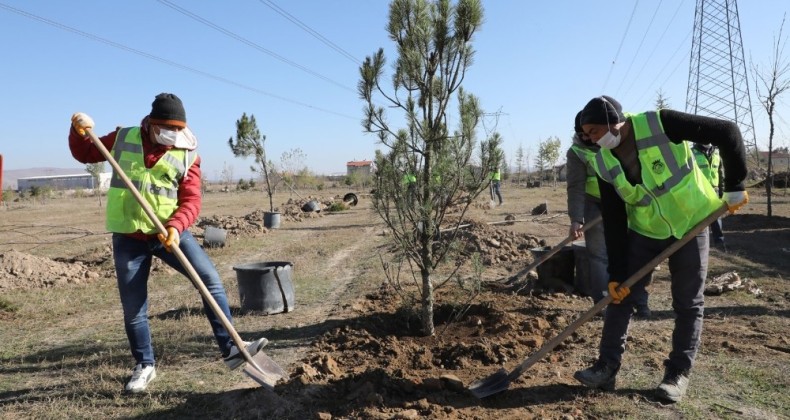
{"left": 360, "top": 0, "right": 501, "bottom": 336}
{"left": 228, "top": 113, "right": 278, "bottom": 211}
{"left": 537, "top": 136, "right": 562, "bottom": 185}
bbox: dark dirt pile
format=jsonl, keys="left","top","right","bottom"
{"left": 270, "top": 285, "right": 598, "bottom": 419}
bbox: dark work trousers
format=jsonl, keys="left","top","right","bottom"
{"left": 709, "top": 217, "right": 724, "bottom": 243}
{"left": 598, "top": 227, "right": 709, "bottom": 372}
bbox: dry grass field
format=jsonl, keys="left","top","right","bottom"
{"left": 0, "top": 183, "right": 788, "bottom": 419}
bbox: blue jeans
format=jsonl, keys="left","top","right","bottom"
{"left": 491, "top": 181, "right": 503, "bottom": 204}
{"left": 599, "top": 228, "right": 708, "bottom": 372}
{"left": 112, "top": 230, "right": 234, "bottom": 365}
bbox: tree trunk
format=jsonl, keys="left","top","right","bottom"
{"left": 420, "top": 268, "right": 434, "bottom": 336}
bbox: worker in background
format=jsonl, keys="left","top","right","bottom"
{"left": 490, "top": 166, "right": 503, "bottom": 206}
{"left": 69, "top": 93, "right": 268, "bottom": 394}
{"left": 692, "top": 143, "right": 726, "bottom": 250}
{"left": 573, "top": 96, "right": 748, "bottom": 403}
{"left": 402, "top": 171, "right": 417, "bottom": 205}
{"left": 566, "top": 110, "right": 608, "bottom": 303}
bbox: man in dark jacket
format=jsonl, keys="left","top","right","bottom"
{"left": 573, "top": 96, "right": 748, "bottom": 403}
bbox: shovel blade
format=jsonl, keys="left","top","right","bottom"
{"left": 242, "top": 351, "right": 286, "bottom": 390}
{"left": 468, "top": 368, "right": 511, "bottom": 399}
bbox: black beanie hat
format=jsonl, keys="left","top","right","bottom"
{"left": 574, "top": 110, "right": 583, "bottom": 134}
{"left": 149, "top": 93, "right": 186, "bottom": 127}
{"left": 580, "top": 95, "right": 624, "bottom": 126}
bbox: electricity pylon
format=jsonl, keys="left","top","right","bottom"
{"left": 686, "top": 0, "right": 759, "bottom": 164}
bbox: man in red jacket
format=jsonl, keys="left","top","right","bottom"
{"left": 70, "top": 93, "right": 267, "bottom": 393}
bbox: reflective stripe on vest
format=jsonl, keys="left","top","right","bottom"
{"left": 570, "top": 144, "right": 601, "bottom": 199}
{"left": 594, "top": 112, "right": 721, "bottom": 239}
{"left": 106, "top": 127, "right": 195, "bottom": 234}
{"left": 692, "top": 146, "right": 721, "bottom": 188}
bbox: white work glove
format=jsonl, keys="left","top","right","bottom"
{"left": 723, "top": 190, "right": 749, "bottom": 214}
{"left": 71, "top": 112, "right": 94, "bottom": 136}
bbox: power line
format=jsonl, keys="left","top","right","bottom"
{"left": 158, "top": 0, "right": 354, "bottom": 93}
{"left": 0, "top": 2, "right": 357, "bottom": 120}
{"left": 601, "top": 0, "right": 641, "bottom": 92}
{"left": 632, "top": 29, "right": 692, "bottom": 110}
{"left": 620, "top": 0, "right": 688, "bottom": 101}
{"left": 614, "top": 0, "right": 664, "bottom": 97}
{"left": 258, "top": 0, "right": 360, "bottom": 65}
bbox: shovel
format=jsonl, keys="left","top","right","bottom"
{"left": 496, "top": 215, "right": 602, "bottom": 287}
{"left": 84, "top": 128, "right": 283, "bottom": 390}
{"left": 469, "top": 204, "right": 728, "bottom": 398}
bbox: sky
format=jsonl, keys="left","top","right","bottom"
{"left": 1, "top": 0, "right": 788, "bottom": 182}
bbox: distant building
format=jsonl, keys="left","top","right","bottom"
{"left": 17, "top": 172, "right": 112, "bottom": 192}
{"left": 346, "top": 160, "right": 373, "bottom": 177}
{"left": 758, "top": 148, "right": 790, "bottom": 170}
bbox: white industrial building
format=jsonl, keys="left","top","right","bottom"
{"left": 17, "top": 172, "right": 112, "bottom": 192}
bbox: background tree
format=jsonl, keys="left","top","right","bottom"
{"left": 753, "top": 14, "right": 790, "bottom": 217}
{"left": 537, "top": 136, "right": 562, "bottom": 186}
{"left": 514, "top": 144, "right": 525, "bottom": 186}
{"left": 279, "top": 147, "right": 307, "bottom": 196}
{"left": 228, "top": 113, "right": 278, "bottom": 212}
{"left": 654, "top": 88, "right": 671, "bottom": 110}
{"left": 360, "top": 0, "right": 501, "bottom": 336}
{"left": 85, "top": 162, "right": 104, "bottom": 205}
{"left": 220, "top": 162, "right": 234, "bottom": 191}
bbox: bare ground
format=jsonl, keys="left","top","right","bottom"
{"left": 0, "top": 186, "right": 788, "bottom": 419}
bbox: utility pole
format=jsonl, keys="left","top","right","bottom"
{"left": 686, "top": 0, "right": 759, "bottom": 166}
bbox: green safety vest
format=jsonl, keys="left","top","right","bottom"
{"left": 402, "top": 173, "right": 416, "bottom": 185}
{"left": 491, "top": 170, "right": 501, "bottom": 181}
{"left": 692, "top": 146, "right": 721, "bottom": 189}
{"left": 570, "top": 144, "right": 601, "bottom": 199}
{"left": 594, "top": 112, "right": 721, "bottom": 239}
{"left": 106, "top": 127, "right": 196, "bottom": 234}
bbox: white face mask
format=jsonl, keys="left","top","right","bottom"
{"left": 155, "top": 128, "right": 179, "bottom": 146}
{"left": 597, "top": 131, "right": 621, "bottom": 149}
{"left": 596, "top": 122, "right": 625, "bottom": 149}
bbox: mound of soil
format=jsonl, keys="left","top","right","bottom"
{"left": 0, "top": 250, "right": 101, "bottom": 290}
{"left": 272, "top": 285, "right": 598, "bottom": 419}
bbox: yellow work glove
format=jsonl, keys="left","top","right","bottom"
{"left": 723, "top": 190, "right": 749, "bottom": 214}
{"left": 607, "top": 281, "right": 630, "bottom": 304}
{"left": 71, "top": 112, "right": 95, "bottom": 136}
{"left": 157, "top": 227, "right": 180, "bottom": 253}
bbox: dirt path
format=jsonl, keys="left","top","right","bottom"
{"left": 244, "top": 205, "right": 386, "bottom": 374}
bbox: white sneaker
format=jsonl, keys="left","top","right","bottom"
{"left": 125, "top": 364, "right": 156, "bottom": 393}
{"left": 224, "top": 337, "right": 269, "bottom": 370}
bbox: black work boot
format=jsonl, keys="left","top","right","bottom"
{"left": 574, "top": 360, "right": 619, "bottom": 391}
{"left": 656, "top": 363, "right": 690, "bottom": 403}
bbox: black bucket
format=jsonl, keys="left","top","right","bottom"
{"left": 233, "top": 261, "right": 295, "bottom": 314}
{"left": 572, "top": 240, "right": 592, "bottom": 296}
{"left": 263, "top": 211, "right": 281, "bottom": 229}
{"left": 530, "top": 245, "right": 575, "bottom": 291}
{"left": 301, "top": 200, "right": 320, "bottom": 212}
{"left": 203, "top": 226, "right": 227, "bottom": 248}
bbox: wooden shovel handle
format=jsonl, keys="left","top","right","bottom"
{"left": 507, "top": 204, "right": 728, "bottom": 381}
{"left": 84, "top": 128, "right": 271, "bottom": 378}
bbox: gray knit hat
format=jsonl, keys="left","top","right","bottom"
{"left": 149, "top": 93, "right": 186, "bottom": 127}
